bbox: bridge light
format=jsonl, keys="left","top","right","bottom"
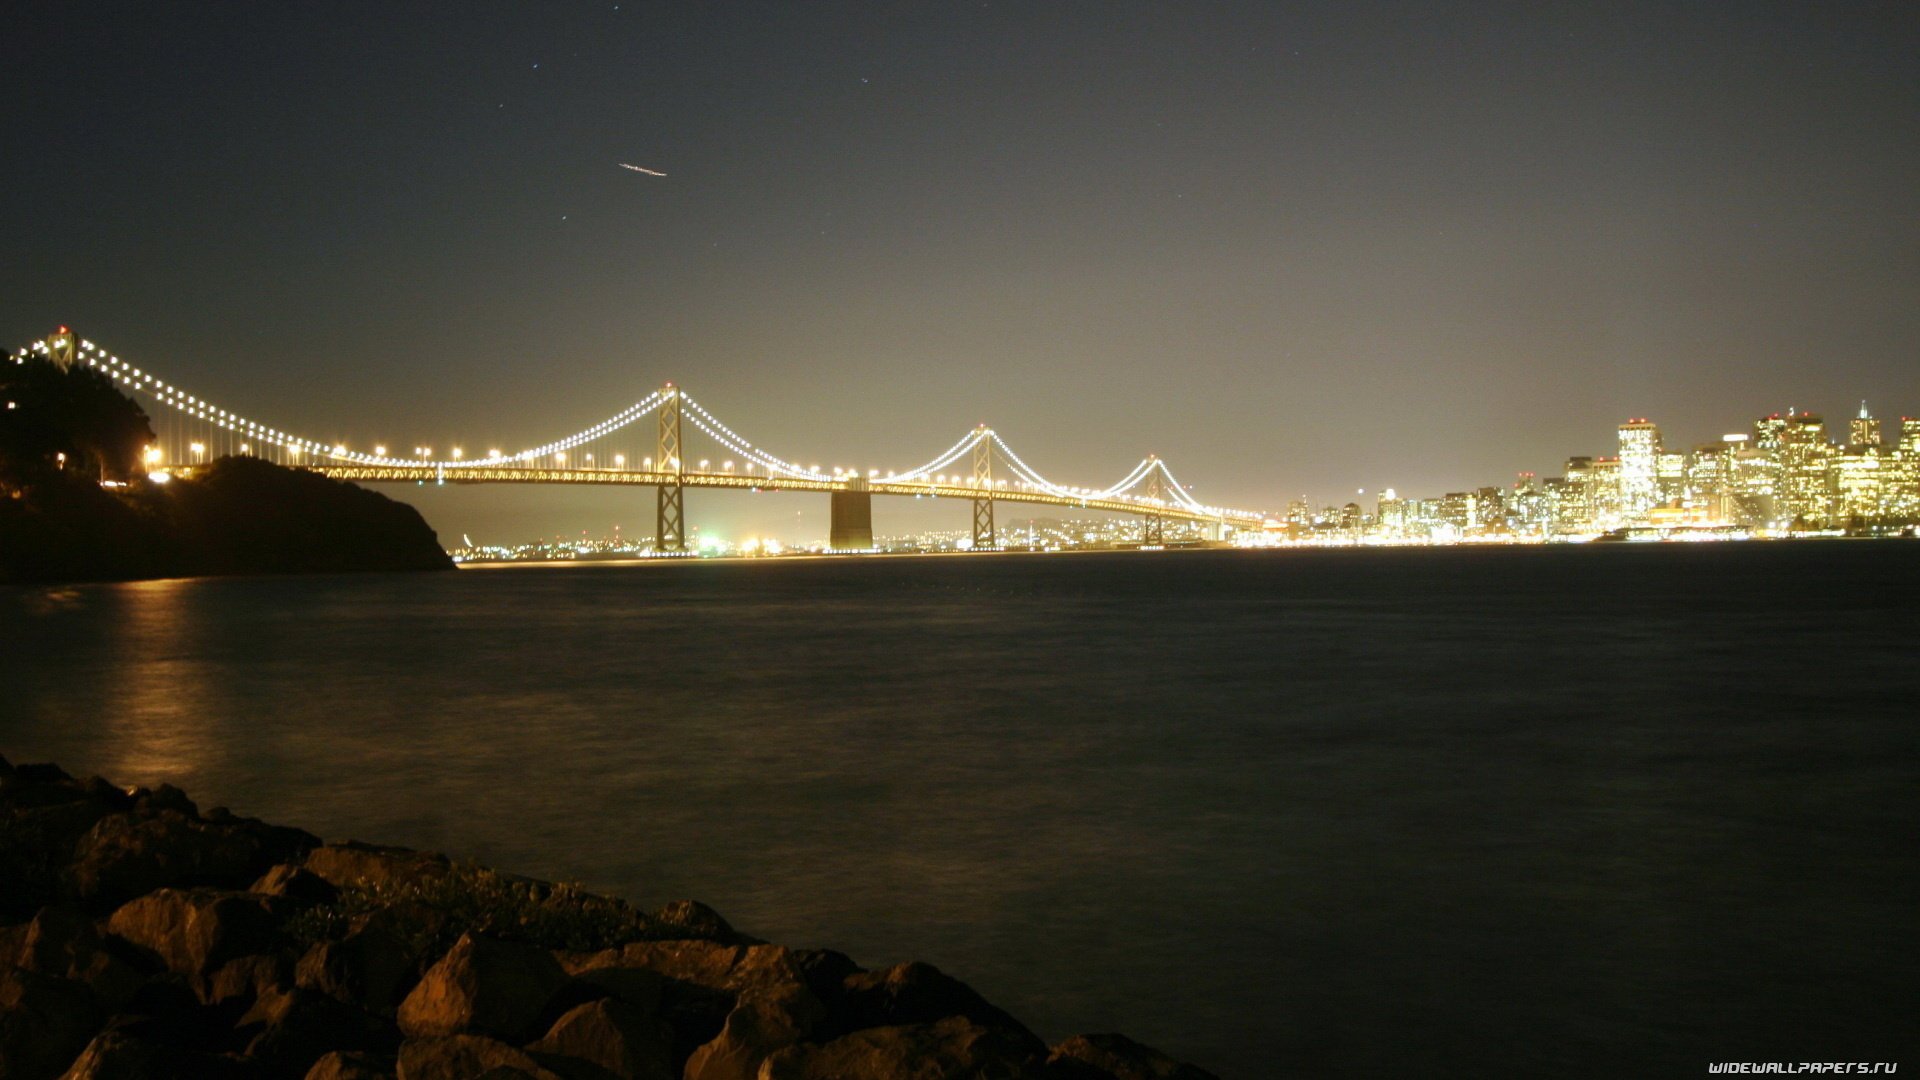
{"left": 451, "top": 448, "right": 463, "bottom": 459}
{"left": 144, "top": 448, "right": 161, "bottom": 464}
{"left": 699, "top": 459, "right": 709, "bottom": 470}
{"left": 190, "top": 442, "right": 205, "bottom": 458}
{"left": 489, "top": 449, "right": 502, "bottom": 459}
{"left": 374, "top": 445, "right": 387, "bottom": 457}
{"left": 554, "top": 452, "right": 567, "bottom": 464}
{"left": 644, "top": 457, "right": 653, "bottom": 469}
{"left": 240, "top": 443, "right": 250, "bottom": 455}
{"left": 614, "top": 454, "right": 625, "bottom": 466}
{"left": 723, "top": 461, "right": 734, "bottom": 472}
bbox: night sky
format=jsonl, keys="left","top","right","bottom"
{"left": 7, "top": 2, "right": 1917, "bottom": 544}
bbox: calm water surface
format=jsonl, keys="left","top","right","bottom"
{"left": 3, "top": 544, "right": 1916, "bottom": 1077}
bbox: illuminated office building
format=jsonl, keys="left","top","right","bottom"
{"left": 1617, "top": 419, "right": 1662, "bottom": 517}
{"left": 1849, "top": 402, "right": 1882, "bottom": 449}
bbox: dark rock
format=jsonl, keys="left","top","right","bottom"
{"left": 14, "top": 762, "right": 74, "bottom": 785}
{"left": 106, "top": 888, "right": 283, "bottom": 976}
{"left": 648, "top": 901, "right": 736, "bottom": 942}
{"left": 561, "top": 940, "right": 807, "bottom": 997}
{"left": 237, "top": 985, "right": 400, "bottom": 1076}
{"left": 791, "top": 949, "right": 861, "bottom": 1013}
{"left": 304, "top": 1050, "right": 396, "bottom": 1080}
{"left": 528, "top": 997, "right": 674, "bottom": 1080}
{"left": 115, "top": 974, "right": 248, "bottom": 1054}
{"left": 16, "top": 905, "right": 145, "bottom": 1011}
{"left": 1046, "top": 1034, "right": 1221, "bottom": 1080}
{"left": 560, "top": 940, "right": 808, "bottom": 1067}
{"left": 305, "top": 1052, "right": 395, "bottom": 1080}
{"left": 133, "top": 783, "right": 196, "bottom": 817}
{"left": 395, "top": 1035, "right": 563, "bottom": 1080}
{"left": 78, "top": 777, "right": 136, "bottom": 811}
{"left": 199, "top": 953, "right": 293, "bottom": 1009}
{"left": 301, "top": 843, "right": 450, "bottom": 892}
{"left": 68, "top": 810, "right": 318, "bottom": 911}
{"left": 683, "top": 982, "right": 825, "bottom": 1080}
{"left": 395, "top": 933, "right": 567, "bottom": 1042}
{"left": 761, "top": 1016, "right": 1049, "bottom": 1079}
{"left": 564, "top": 963, "right": 664, "bottom": 1017}
{"left": 54, "top": 1027, "right": 263, "bottom": 1079}
{"left": 0, "top": 966, "right": 104, "bottom": 1080}
{"left": 0, "top": 800, "right": 115, "bottom": 920}
{"left": 297, "top": 925, "right": 417, "bottom": 1016}
{"left": 831, "top": 961, "right": 1043, "bottom": 1052}
{"left": 251, "top": 864, "right": 339, "bottom": 905}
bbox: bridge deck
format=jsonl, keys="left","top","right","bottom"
{"left": 306, "top": 465, "right": 1260, "bottom": 527}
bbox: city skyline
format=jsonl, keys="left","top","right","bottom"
{"left": 6, "top": 4, "right": 1918, "bottom": 542}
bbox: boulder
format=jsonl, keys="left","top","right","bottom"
{"left": 251, "top": 864, "right": 339, "bottom": 905}
{"left": 199, "top": 953, "right": 293, "bottom": 1009}
{"left": 1046, "top": 1034, "right": 1221, "bottom": 1080}
{"left": 760, "top": 1016, "right": 1048, "bottom": 1079}
{"left": 16, "top": 905, "right": 145, "bottom": 1011}
{"left": 561, "top": 940, "right": 806, "bottom": 997}
{"left": 67, "top": 810, "right": 317, "bottom": 911}
{"left": 0, "top": 966, "right": 103, "bottom": 1080}
{"left": 0, "top": 800, "right": 116, "bottom": 921}
{"left": 527, "top": 997, "right": 674, "bottom": 1080}
{"left": 831, "top": 961, "right": 1042, "bottom": 1051}
{"left": 395, "top": 934, "right": 566, "bottom": 1042}
{"left": 395, "top": 1035, "right": 563, "bottom": 1080}
{"left": 563, "top": 964, "right": 664, "bottom": 1018}
{"left": 297, "top": 926, "right": 417, "bottom": 1016}
{"left": 301, "top": 843, "right": 450, "bottom": 892}
{"left": 106, "top": 889, "right": 282, "bottom": 976}
{"left": 134, "top": 783, "right": 196, "bottom": 817}
{"left": 561, "top": 940, "right": 808, "bottom": 1066}
{"left": 304, "top": 1051, "right": 396, "bottom": 1080}
{"left": 648, "top": 900, "right": 736, "bottom": 942}
{"left": 683, "top": 982, "right": 825, "bottom": 1080}
{"left": 237, "top": 985, "right": 400, "bottom": 1076}
{"left": 55, "top": 1027, "right": 262, "bottom": 1079}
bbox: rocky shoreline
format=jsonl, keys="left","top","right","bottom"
{"left": 0, "top": 755, "right": 1216, "bottom": 1080}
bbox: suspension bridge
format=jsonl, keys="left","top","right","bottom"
{"left": 21, "top": 329, "right": 1270, "bottom": 551}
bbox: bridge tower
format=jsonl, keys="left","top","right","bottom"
{"left": 656, "top": 384, "right": 686, "bottom": 552}
{"left": 971, "top": 425, "right": 995, "bottom": 551}
{"left": 47, "top": 326, "right": 77, "bottom": 369}
{"left": 1142, "top": 456, "right": 1165, "bottom": 546}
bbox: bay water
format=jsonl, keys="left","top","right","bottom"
{"left": 3, "top": 543, "right": 1915, "bottom": 1076}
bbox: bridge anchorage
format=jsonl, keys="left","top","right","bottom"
{"left": 16, "top": 331, "right": 1268, "bottom": 552}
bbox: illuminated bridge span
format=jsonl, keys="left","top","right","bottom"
{"left": 22, "top": 330, "right": 1267, "bottom": 551}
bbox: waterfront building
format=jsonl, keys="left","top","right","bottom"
{"left": 1618, "top": 419, "right": 1662, "bottom": 518}
{"left": 1774, "top": 412, "right": 1833, "bottom": 525}
{"left": 1833, "top": 447, "right": 1888, "bottom": 523}
{"left": 1684, "top": 441, "right": 1737, "bottom": 524}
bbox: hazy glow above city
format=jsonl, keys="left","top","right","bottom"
{"left": 5, "top": 5, "right": 1916, "bottom": 544}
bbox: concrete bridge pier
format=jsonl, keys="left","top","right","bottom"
{"left": 830, "top": 479, "right": 873, "bottom": 552}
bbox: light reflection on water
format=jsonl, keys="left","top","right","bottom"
{"left": 3, "top": 545, "right": 1917, "bottom": 1077}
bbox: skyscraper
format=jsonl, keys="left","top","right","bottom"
{"left": 1850, "top": 402, "right": 1882, "bottom": 449}
{"left": 1618, "top": 419, "right": 1662, "bottom": 519}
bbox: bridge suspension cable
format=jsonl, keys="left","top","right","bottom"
{"left": 677, "top": 394, "right": 830, "bottom": 480}
{"left": 887, "top": 428, "right": 988, "bottom": 483}
{"left": 20, "top": 333, "right": 1261, "bottom": 526}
